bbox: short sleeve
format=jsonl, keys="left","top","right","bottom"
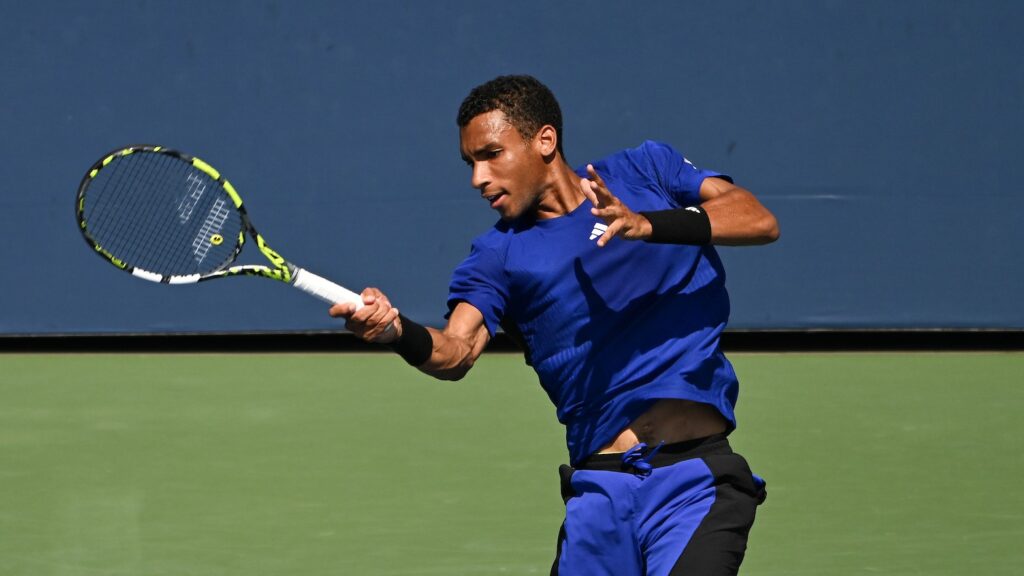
{"left": 446, "top": 237, "right": 509, "bottom": 337}
{"left": 637, "top": 140, "right": 732, "bottom": 207}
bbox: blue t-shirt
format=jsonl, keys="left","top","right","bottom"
{"left": 448, "top": 140, "right": 740, "bottom": 465}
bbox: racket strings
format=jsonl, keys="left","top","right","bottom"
{"left": 83, "top": 151, "right": 243, "bottom": 277}
{"left": 89, "top": 150, "right": 149, "bottom": 242}
{"left": 103, "top": 153, "right": 171, "bottom": 264}
{"left": 93, "top": 153, "right": 177, "bottom": 270}
{"left": 143, "top": 156, "right": 213, "bottom": 273}
{"left": 91, "top": 152, "right": 167, "bottom": 268}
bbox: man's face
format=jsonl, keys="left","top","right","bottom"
{"left": 460, "top": 110, "right": 546, "bottom": 220}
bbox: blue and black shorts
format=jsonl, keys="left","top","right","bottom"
{"left": 551, "top": 434, "right": 766, "bottom": 576}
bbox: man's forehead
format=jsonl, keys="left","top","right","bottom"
{"left": 461, "top": 110, "right": 514, "bottom": 145}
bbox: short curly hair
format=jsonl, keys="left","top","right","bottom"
{"left": 456, "top": 75, "right": 564, "bottom": 157}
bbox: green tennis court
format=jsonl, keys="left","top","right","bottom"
{"left": 2, "top": 352, "right": 1021, "bottom": 575}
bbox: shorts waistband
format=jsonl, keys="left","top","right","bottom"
{"left": 574, "top": 433, "right": 732, "bottom": 472}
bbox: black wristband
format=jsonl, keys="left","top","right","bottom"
{"left": 388, "top": 314, "right": 433, "bottom": 366}
{"left": 639, "top": 207, "right": 712, "bottom": 245}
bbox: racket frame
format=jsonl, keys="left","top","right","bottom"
{"left": 76, "top": 145, "right": 363, "bottom": 308}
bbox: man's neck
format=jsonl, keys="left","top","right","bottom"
{"left": 534, "top": 160, "right": 587, "bottom": 220}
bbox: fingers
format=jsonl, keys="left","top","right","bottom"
{"left": 359, "top": 288, "right": 399, "bottom": 342}
{"left": 333, "top": 287, "right": 400, "bottom": 343}
{"left": 578, "top": 167, "right": 648, "bottom": 247}
{"left": 581, "top": 165, "right": 646, "bottom": 248}
{"left": 329, "top": 302, "right": 357, "bottom": 318}
{"left": 582, "top": 164, "right": 617, "bottom": 209}
{"left": 360, "top": 287, "right": 391, "bottom": 309}
{"left": 585, "top": 164, "right": 616, "bottom": 206}
{"left": 364, "top": 306, "right": 400, "bottom": 343}
{"left": 597, "top": 219, "right": 623, "bottom": 247}
{"left": 585, "top": 165, "right": 626, "bottom": 225}
{"left": 586, "top": 164, "right": 608, "bottom": 189}
{"left": 579, "top": 176, "right": 599, "bottom": 206}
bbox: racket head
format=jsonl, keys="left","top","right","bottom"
{"left": 76, "top": 145, "right": 249, "bottom": 283}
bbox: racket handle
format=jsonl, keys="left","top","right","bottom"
{"left": 291, "top": 267, "right": 364, "bottom": 310}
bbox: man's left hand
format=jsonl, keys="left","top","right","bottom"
{"left": 579, "top": 164, "right": 652, "bottom": 247}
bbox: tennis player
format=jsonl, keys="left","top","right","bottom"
{"left": 332, "top": 75, "right": 779, "bottom": 576}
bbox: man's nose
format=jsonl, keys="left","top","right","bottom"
{"left": 471, "top": 163, "right": 489, "bottom": 191}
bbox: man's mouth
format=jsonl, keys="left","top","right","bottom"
{"left": 483, "top": 192, "right": 507, "bottom": 207}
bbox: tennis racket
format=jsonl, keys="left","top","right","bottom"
{"left": 76, "top": 145, "right": 365, "bottom": 310}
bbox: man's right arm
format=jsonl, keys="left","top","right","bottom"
{"left": 416, "top": 301, "right": 491, "bottom": 381}
{"left": 331, "top": 294, "right": 490, "bottom": 382}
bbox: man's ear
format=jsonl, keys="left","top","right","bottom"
{"left": 535, "top": 124, "right": 558, "bottom": 158}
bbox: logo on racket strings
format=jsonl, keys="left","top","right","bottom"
{"left": 178, "top": 172, "right": 207, "bottom": 224}
{"left": 192, "top": 197, "right": 230, "bottom": 265}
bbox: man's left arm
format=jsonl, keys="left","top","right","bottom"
{"left": 697, "top": 176, "right": 779, "bottom": 246}
{"left": 581, "top": 165, "right": 779, "bottom": 247}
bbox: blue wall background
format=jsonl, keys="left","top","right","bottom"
{"left": 2, "top": 1, "right": 1022, "bottom": 334}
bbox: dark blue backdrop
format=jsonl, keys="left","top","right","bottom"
{"left": 2, "top": 1, "right": 1021, "bottom": 334}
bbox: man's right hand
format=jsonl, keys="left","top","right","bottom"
{"left": 329, "top": 287, "right": 401, "bottom": 343}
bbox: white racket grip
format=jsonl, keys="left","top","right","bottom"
{"left": 291, "top": 267, "right": 364, "bottom": 310}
